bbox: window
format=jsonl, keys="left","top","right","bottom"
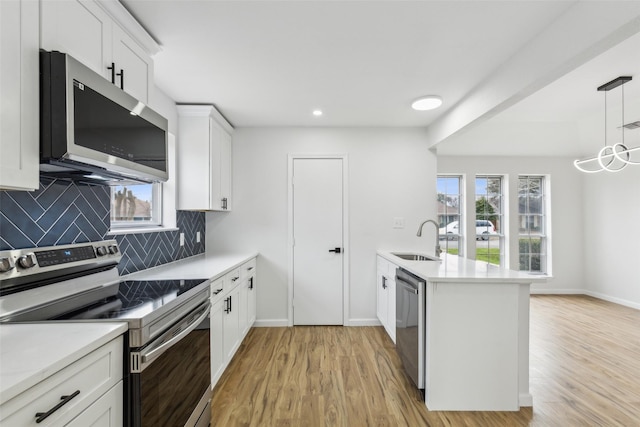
{"left": 110, "top": 183, "right": 162, "bottom": 228}
{"left": 518, "top": 176, "right": 547, "bottom": 273}
{"left": 475, "top": 176, "right": 503, "bottom": 266}
{"left": 437, "top": 175, "right": 462, "bottom": 256}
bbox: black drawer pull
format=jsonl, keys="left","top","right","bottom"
{"left": 213, "top": 288, "right": 223, "bottom": 295}
{"left": 35, "top": 390, "right": 80, "bottom": 423}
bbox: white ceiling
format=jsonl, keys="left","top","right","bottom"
{"left": 121, "top": 0, "right": 640, "bottom": 157}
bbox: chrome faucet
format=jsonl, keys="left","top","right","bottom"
{"left": 417, "top": 219, "right": 442, "bottom": 258}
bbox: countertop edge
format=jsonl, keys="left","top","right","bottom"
{"left": 123, "top": 252, "right": 260, "bottom": 281}
{"left": 377, "top": 250, "right": 547, "bottom": 283}
{"left": 0, "top": 322, "right": 128, "bottom": 403}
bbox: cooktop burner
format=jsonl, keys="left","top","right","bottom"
{"left": 57, "top": 279, "right": 208, "bottom": 321}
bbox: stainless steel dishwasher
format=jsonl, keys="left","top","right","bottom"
{"left": 395, "top": 267, "right": 426, "bottom": 392}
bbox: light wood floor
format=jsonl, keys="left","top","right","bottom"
{"left": 211, "top": 295, "right": 640, "bottom": 426}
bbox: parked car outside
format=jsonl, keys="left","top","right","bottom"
{"left": 439, "top": 220, "right": 497, "bottom": 240}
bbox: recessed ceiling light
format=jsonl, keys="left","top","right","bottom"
{"left": 411, "top": 96, "right": 443, "bottom": 111}
{"left": 313, "top": 109, "right": 323, "bottom": 116}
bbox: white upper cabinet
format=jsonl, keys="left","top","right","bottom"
{"left": 40, "top": 0, "right": 158, "bottom": 103}
{"left": 177, "top": 105, "right": 233, "bottom": 211}
{"left": 0, "top": 0, "right": 40, "bottom": 191}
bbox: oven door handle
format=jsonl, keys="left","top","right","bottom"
{"left": 140, "top": 301, "right": 211, "bottom": 366}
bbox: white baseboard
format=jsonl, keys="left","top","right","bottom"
{"left": 583, "top": 290, "right": 640, "bottom": 310}
{"left": 253, "top": 319, "right": 289, "bottom": 327}
{"left": 345, "top": 318, "right": 382, "bottom": 327}
{"left": 254, "top": 319, "right": 383, "bottom": 327}
{"left": 530, "top": 288, "right": 583, "bottom": 295}
{"left": 531, "top": 290, "right": 640, "bottom": 311}
{"left": 519, "top": 393, "right": 533, "bottom": 407}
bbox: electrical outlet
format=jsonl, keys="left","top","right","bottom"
{"left": 196, "top": 231, "right": 201, "bottom": 243}
{"left": 180, "top": 233, "right": 185, "bottom": 247}
{"left": 393, "top": 217, "right": 405, "bottom": 229}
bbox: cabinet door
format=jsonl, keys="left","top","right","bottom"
{"left": 238, "top": 280, "right": 249, "bottom": 337}
{"left": 209, "top": 120, "right": 224, "bottom": 210}
{"left": 376, "top": 270, "right": 388, "bottom": 329}
{"left": 40, "top": 0, "right": 112, "bottom": 78}
{"left": 0, "top": 0, "right": 40, "bottom": 191}
{"left": 386, "top": 276, "right": 396, "bottom": 343}
{"left": 111, "top": 25, "right": 152, "bottom": 103}
{"left": 247, "top": 276, "right": 257, "bottom": 327}
{"left": 65, "top": 381, "right": 123, "bottom": 427}
{"left": 222, "top": 287, "right": 240, "bottom": 361}
{"left": 177, "top": 110, "right": 213, "bottom": 210}
{"left": 210, "top": 298, "right": 225, "bottom": 387}
{"left": 219, "top": 129, "right": 233, "bottom": 210}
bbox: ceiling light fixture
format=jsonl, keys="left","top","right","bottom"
{"left": 411, "top": 95, "right": 443, "bottom": 111}
{"left": 574, "top": 76, "right": 639, "bottom": 173}
{"left": 312, "top": 109, "right": 323, "bottom": 117}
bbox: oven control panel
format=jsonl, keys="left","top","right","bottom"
{"left": 0, "top": 241, "right": 121, "bottom": 292}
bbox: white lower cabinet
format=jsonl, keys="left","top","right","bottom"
{"left": 0, "top": 336, "right": 123, "bottom": 426}
{"left": 210, "top": 257, "right": 257, "bottom": 389}
{"left": 210, "top": 291, "right": 226, "bottom": 387}
{"left": 222, "top": 281, "right": 241, "bottom": 361}
{"left": 376, "top": 256, "right": 397, "bottom": 343}
{"left": 65, "top": 381, "right": 123, "bottom": 427}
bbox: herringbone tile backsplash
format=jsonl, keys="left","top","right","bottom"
{"left": 0, "top": 178, "right": 205, "bottom": 275}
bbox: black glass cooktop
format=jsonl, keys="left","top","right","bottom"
{"left": 55, "top": 279, "right": 208, "bottom": 321}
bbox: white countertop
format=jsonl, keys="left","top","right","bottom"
{"left": 378, "top": 251, "right": 547, "bottom": 283}
{"left": 0, "top": 322, "right": 127, "bottom": 403}
{"left": 124, "top": 252, "right": 259, "bottom": 281}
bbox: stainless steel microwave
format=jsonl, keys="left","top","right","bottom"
{"left": 40, "top": 50, "right": 168, "bottom": 185}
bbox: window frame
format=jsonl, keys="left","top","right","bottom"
{"left": 109, "top": 182, "right": 163, "bottom": 230}
{"left": 518, "top": 175, "right": 548, "bottom": 274}
{"left": 437, "top": 174, "right": 464, "bottom": 257}
{"left": 474, "top": 175, "right": 504, "bottom": 266}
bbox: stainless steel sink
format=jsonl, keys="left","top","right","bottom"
{"left": 391, "top": 253, "right": 440, "bottom": 261}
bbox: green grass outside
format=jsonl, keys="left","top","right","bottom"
{"left": 444, "top": 248, "right": 501, "bottom": 265}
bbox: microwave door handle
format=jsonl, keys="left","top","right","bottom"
{"left": 140, "top": 301, "right": 211, "bottom": 366}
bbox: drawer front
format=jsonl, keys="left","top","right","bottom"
{"left": 65, "top": 381, "right": 123, "bottom": 427}
{"left": 386, "top": 261, "right": 399, "bottom": 279}
{"left": 225, "top": 268, "right": 241, "bottom": 290}
{"left": 239, "top": 258, "right": 256, "bottom": 280}
{"left": 210, "top": 276, "right": 225, "bottom": 302}
{"left": 0, "top": 337, "right": 123, "bottom": 426}
{"left": 377, "top": 256, "right": 389, "bottom": 274}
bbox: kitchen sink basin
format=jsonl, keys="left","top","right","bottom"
{"left": 391, "top": 253, "right": 440, "bottom": 261}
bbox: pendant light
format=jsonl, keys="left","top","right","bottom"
{"left": 574, "top": 76, "right": 639, "bottom": 173}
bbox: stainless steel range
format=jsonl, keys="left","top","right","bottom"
{"left": 0, "top": 241, "right": 212, "bottom": 427}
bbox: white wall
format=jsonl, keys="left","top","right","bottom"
{"left": 437, "top": 156, "right": 585, "bottom": 293}
{"left": 583, "top": 166, "right": 640, "bottom": 309}
{"left": 206, "top": 128, "right": 437, "bottom": 325}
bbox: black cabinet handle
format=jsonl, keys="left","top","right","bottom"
{"left": 107, "top": 62, "right": 115, "bottom": 84}
{"left": 35, "top": 390, "right": 80, "bottom": 423}
{"left": 382, "top": 276, "right": 387, "bottom": 289}
{"left": 249, "top": 277, "right": 254, "bottom": 290}
{"left": 229, "top": 295, "right": 232, "bottom": 312}
{"left": 116, "top": 68, "right": 124, "bottom": 90}
{"left": 213, "top": 288, "right": 223, "bottom": 295}
{"left": 224, "top": 297, "right": 230, "bottom": 313}
{"left": 328, "top": 247, "right": 342, "bottom": 253}
{"left": 221, "top": 197, "right": 228, "bottom": 210}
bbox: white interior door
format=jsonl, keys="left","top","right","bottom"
{"left": 292, "top": 158, "right": 344, "bottom": 325}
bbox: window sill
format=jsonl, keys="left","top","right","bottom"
{"left": 107, "top": 226, "right": 179, "bottom": 236}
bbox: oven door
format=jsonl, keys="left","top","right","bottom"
{"left": 128, "top": 300, "right": 211, "bottom": 427}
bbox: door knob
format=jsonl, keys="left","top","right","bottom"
{"left": 328, "top": 247, "right": 342, "bottom": 253}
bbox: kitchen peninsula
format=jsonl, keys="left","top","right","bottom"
{"left": 377, "top": 250, "right": 546, "bottom": 411}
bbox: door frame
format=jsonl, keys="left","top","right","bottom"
{"left": 287, "top": 154, "right": 350, "bottom": 327}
